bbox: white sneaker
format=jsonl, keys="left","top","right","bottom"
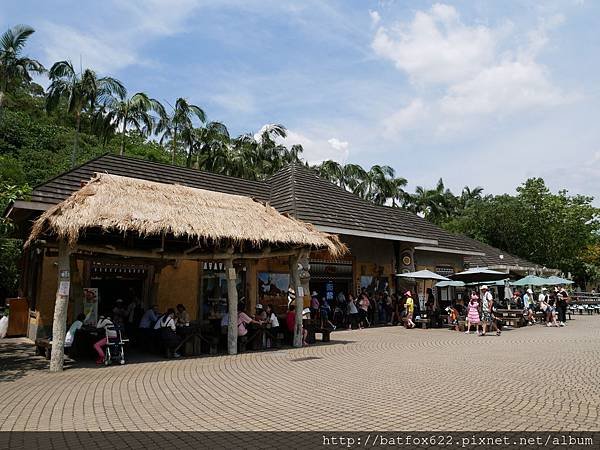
{"left": 559, "top": 322, "right": 565, "bottom": 327}
{"left": 546, "top": 323, "right": 551, "bottom": 327}
{"left": 464, "top": 331, "right": 469, "bottom": 334}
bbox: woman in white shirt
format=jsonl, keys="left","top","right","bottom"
{"left": 65, "top": 313, "right": 86, "bottom": 350}
{"left": 154, "top": 308, "right": 181, "bottom": 357}
{"left": 265, "top": 304, "right": 279, "bottom": 348}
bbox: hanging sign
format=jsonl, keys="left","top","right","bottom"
{"left": 58, "top": 281, "right": 70, "bottom": 296}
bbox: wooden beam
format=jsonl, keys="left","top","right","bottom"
{"left": 290, "top": 251, "right": 303, "bottom": 348}
{"left": 49, "top": 240, "right": 71, "bottom": 372}
{"left": 72, "top": 243, "right": 309, "bottom": 261}
{"left": 225, "top": 258, "right": 238, "bottom": 355}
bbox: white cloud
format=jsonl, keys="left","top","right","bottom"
{"left": 372, "top": 4, "right": 497, "bottom": 84}
{"left": 373, "top": 3, "right": 571, "bottom": 136}
{"left": 211, "top": 92, "right": 256, "bottom": 114}
{"left": 39, "top": 0, "right": 202, "bottom": 74}
{"left": 278, "top": 130, "right": 350, "bottom": 163}
{"left": 369, "top": 10, "right": 381, "bottom": 26}
{"left": 41, "top": 23, "right": 139, "bottom": 73}
{"left": 383, "top": 99, "right": 428, "bottom": 136}
{"left": 327, "top": 138, "right": 349, "bottom": 152}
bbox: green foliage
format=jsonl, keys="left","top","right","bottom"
{"left": 442, "top": 178, "right": 600, "bottom": 283}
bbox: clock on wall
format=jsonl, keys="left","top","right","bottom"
{"left": 402, "top": 255, "right": 412, "bottom": 266}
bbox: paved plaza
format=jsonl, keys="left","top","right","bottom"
{"left": 1, "top": 316, "right": 599, "bottom": 432}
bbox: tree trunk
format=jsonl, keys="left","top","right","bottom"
{"left": 120, "top": 120, "right": 127, "bottom": 156}
{"left": 49, "top": 241, "right": 71, "bottom": 372}
{"left": 290, "top": 253, "right": 303, "bottom": 347}
{"left": 186, "top": 143, "right": 193, "bottom": 168}
{"left": 171, "top": 126, "right": 178, "bottom": 164}
{"left": 225, "top": 258, "right": 238, "bottom": 355}
{"left": 71, "top": 113, "right": 81, "bottom": 168}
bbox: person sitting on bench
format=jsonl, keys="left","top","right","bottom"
{"left": 65, "top": 313, "right": 86, "bottom": 352}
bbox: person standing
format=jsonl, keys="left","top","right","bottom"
{"left": 465, "top": 293, "right": 480, "bottom": 334}
{"left": 264, "top": 304, "right": 279, "bottom": 348}
{"left": 556, "top": 290, "right": 568, "bottom": 326}
{"left": 480, "top": 286, "right": 494, "bottom": 336}
{"left": 358, "top": 294, "right": 370, "bottom": 329}
{"left": 346, "top": 293, "right": 359, "bottom": 329}
{"left": 404, "top": 291, "right": 415, "bottom": 329}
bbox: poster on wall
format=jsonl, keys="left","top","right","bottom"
{"left": 360, "top": 276, "right": 390, "bottom": 294}
{"left": 258, "top": 273, "right": 290, "bottom": 301}
{"left": 83, "top": 288, "right": 98, "bottom": 325}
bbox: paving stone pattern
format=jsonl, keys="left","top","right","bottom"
{"left": 1, "top": 316, "right": 599, "bottom": 432}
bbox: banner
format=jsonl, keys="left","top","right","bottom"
{"left": 83, "top": 288, "right": 98, "bottom": 325}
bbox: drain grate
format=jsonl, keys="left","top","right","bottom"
{"left": 290, "top": 356, "right": 322, "bottom": 362}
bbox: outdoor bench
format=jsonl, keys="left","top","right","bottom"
{"left": 414, "top": 318, "right": 431, "bottom": 329}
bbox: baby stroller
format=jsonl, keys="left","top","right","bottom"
{"left": 104, "top": 324, "right": 129, "bottom": 365}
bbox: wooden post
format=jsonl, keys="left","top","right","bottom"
{"left": 225, "top": 258, "right": 238, "bottom": 355}
{"left": 49, "top": 240, "right": 71, "bottom": 372}
{"left": 290, "top": 252, "right": 303, "bottom": 347}
{"left": 69, "top": 255, "right": 84, "bottom": 317}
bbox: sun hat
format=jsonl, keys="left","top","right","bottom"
{"left": 311, "top": 291, "right": 318, "bottom": 297}
{"left": 404, "top": 290, "right": 412, "bottom": 297}
{"left": 541, "top": 287, "right": 547, "bottom": 291}
{"left": 527, "top": 289, "right": 533, "bottom": 294}
{"left": 481, "top": 285, "right": 488, "bottom": 290}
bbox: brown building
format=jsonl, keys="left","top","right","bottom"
{"left": 6, "top": 154, "right": 542, "bottom": 338}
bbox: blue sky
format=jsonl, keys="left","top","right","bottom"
{"left": 2, "top": 0, "right": 599, "bottom": 200}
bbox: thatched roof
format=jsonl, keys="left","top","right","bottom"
{"left": 26, "top": 173, "right": 346, "bottom": 255}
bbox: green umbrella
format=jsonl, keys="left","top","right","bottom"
{"left": 512, "top": 275, "right": 549, "bottom": 286}
{"left": 545, "top": 275, "right": 574, "bottom": 285}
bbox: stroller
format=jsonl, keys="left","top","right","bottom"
{"left": 103, "top": 324, "right": 129, "bottom": 365}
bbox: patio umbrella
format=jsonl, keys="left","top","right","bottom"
{"left": 512, "top": 275, "right": 549, "bottom": 286}
{"left": 450, "top": 268, "right": 508, "bottom": 283}
{"left": 397, "top": 270, "right": 449, "bottom": 311}
{"left": 435, "top": 280, "right": 466, "bottom": 288}
{"left": 545, "top": 275, "right": 574, "bottom": 285}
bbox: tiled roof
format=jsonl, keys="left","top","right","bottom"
{"left": 28, "top": 154, "right": 270, "bottom": 207}
{"left": 461, "top": 235, "right": 540, "bottom": 270}
{"left": 267, "top": 163, "right": 483, "bottom": 253}
{"left": 18, "top": 154, "right": 483, "bottom": 254}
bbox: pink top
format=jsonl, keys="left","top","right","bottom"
{"left": 237, "top": 312, "right": 253, "bottom": 336}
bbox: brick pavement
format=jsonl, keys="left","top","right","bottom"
{"left": 0, "top": 316, "right": 599, "bottom": 432}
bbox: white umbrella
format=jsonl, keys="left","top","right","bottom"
{"left": 396, "top": 270, "right": 450, "bottom": 281}
{"left": 397, "top": 270, "right": 449, "bottom": 312}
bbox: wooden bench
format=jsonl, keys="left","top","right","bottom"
{"left": 414, "top": 318, "right": 431, "bottom": 329}
{"left": 305, "top": 320, "right": 332, "bottom": 344}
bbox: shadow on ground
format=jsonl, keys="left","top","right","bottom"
{"left": 0, "top": 336, "right": 357, "bottom": 374}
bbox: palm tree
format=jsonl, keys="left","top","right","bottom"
{"left": 409, "top": 178, "right": 455, "bottom": 223}
{"left": 354, "top": 165, "right": 406, "bottom": 205}
{"left": 157, "top": 98, "right": 206, "bottom": 164}
{"left": 101, "top": 91, "right": 165, "bottom": 155}
{"left": 46, "top": 60, "right": 125, "bottom": 167}
{"left": 0, "top": 25, "right": 44, "bottom": 107}
{"left": 317, "top": 160, "right": 367, "bottom": 191}
{"left": 181, "top": 121, "right": 229, "bottom": 169}
{"left": 458, "top": 185, "right": 484, "bottom": 210}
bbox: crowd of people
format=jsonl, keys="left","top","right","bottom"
{"left": 307, "top": 288, "right": 428, "bottom": 330}
{"left": 67, "top": 301, "right": 194, "bottom": 364}
{"left": 64, "top": 284, "right": 574, "bottom": 364}
{"left": 447, "top": 285, "right": 571, "bottom": 335}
